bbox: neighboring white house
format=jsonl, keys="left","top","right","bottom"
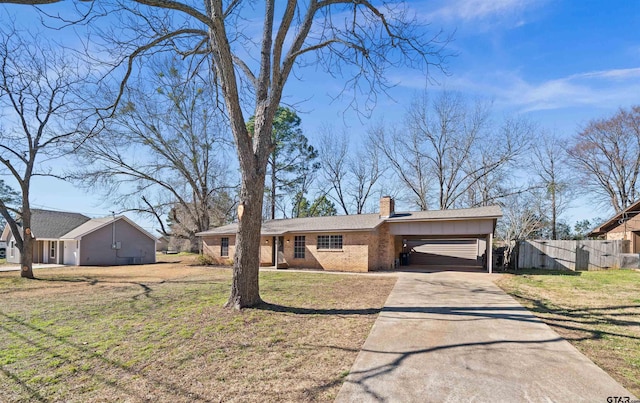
{"left": 1, "top": 209, "right": 156, "bottom": 266}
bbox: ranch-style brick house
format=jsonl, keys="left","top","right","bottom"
{"left": 1, "top": 209, "right": 156, "bottom": 266}
{"left": 197, "top": 197, "right": 502, "bottom": 273}
{"left": 589, "top": 198, "right": 640, "bottom": 253}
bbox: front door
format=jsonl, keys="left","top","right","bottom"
{"left": 277, "top": 236, "right": 285, "bottom": 267}
{"left": 271, "top": 236, "right": 286, "bottom": 266}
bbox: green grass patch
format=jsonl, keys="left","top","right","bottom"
{"left": 0, "top": 265, "right": 395, "bottom": 402}
{"left": 496, "top": 269, "right": 640, "bottom": 397}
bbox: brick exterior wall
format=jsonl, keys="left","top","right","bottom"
{"left": 280, "top": 232, "right": 372, "bottom": 272}
{"left": 201, "top": 235, "right": 236, "bottom": 265}
{"left": 368, "top": 222, "right": 400, "bottom": 271}
{"left": 201, "top": 231, "right": 394, "bottom": 272}
{"left": 603, "top": 214, "right": 640, "bottom": 252}
{"left": 379, "top": 196, "right": 395, "bottom": 218}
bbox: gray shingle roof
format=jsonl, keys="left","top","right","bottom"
{"left": 30, "top": 209, "right": 91, "bottom": 239}
{"left": 196, "top": 205, "right": 502, "bottom": 236}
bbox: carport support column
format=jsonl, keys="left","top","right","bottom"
{"left": 486, "top": 233, "right": 493, "bottom": 273}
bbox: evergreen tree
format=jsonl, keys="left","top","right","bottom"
{"left": 248, "top": 107, "right": 319, "bottom": 219}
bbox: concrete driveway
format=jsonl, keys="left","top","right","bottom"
{"left": 336, "top": 271, "right": 636, "bottom": 402}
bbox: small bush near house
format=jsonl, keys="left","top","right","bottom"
{"left": 195, "top": 253, "right": 216, "bottom": 266}
{"left": 496, "top": 269, "right": 640, "bottom": 397}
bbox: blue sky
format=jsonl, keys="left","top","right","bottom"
{"left": 4, "top": 0, "right": 640, "bottom": 234}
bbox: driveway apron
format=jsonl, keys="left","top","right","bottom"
{"left": 336, "top": 271, "right": 635, "bottom": 402}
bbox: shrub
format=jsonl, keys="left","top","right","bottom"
{"left": 196, "top": 254, "right": 216, "bottom": 266}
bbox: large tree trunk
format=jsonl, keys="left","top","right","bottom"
{"left": 19, "top": 204, "right": 34, "bottom": 279}
{"left": 188, "top": 231, "right": 200, "bottom": 253}
{"left": 225, "top": 166, "right": 265, "bottom": 309}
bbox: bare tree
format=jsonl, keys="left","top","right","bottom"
{"left": 496, "top": 189, "right": 547, "bottom": 269}
{"left": 379, "top": 91, "right": 531, "bottom": 210}
{"left": 8, "top": 0, "right": 448, "bottom": 308}
{"left": 72, "top": 59, "right": 236, "bottom": 252}
{"left": 462, "top": 117, "right": 535, "bottom": 207}
{"left": 318, "top": 127, "right": 350, "bottom": 214}
{"left": 319, "top": 126, "right": 385, "bottom": 214}
{"left": 567, "top": 105, "right": 640, "bottom": 213}
{"left": 348, "top": 141, "right": 386, "bottom": 214}
{"left": 0, "top": 28, "right": 90, "bottom": 278}
{"left": 531, "top": 132, "right": 571, "bottom": 240}
{"left": 372, "top": 121, "right": 431, "bottom": 210}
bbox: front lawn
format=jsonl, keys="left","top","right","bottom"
{"left": 0, "top": 264, "right": 395, "bottom": 402}
{"left": 496, "top": 269, "right": 640, "bottom": 397}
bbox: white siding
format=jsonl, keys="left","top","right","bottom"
{"left": 63, "top": 240, "right": 79, "bottom": 266}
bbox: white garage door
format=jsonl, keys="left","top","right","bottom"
{"left": 407, "top": 239, "right": 479, "bottom": 266}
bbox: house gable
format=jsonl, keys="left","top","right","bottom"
{"left": 79, "top": 218, "right": 155, "bottom": 265}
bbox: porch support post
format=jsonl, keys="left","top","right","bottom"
{"left": 487, "top": 232, "right": 493, "bottom": 273}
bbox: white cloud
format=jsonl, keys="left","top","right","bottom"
{"left": 568, "top": 67, "right": 640, "bottom": 80}
{"left": 504, "top": 67, "right": 640, "bottom": 112}
{"left": 417, "top": 0, "right": 546, "bottom": 31}
{"left": 389, "top": 67, "right": 640, "bottom": 113}
{"left": 429, "top": 0, "right": 537, "bottom": 22}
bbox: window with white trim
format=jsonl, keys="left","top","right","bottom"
{"left": 50, "top": 241, "right": 56, "bottom": 259}
{"left": 317, "top": 235, "right": 343, "bottom": 250}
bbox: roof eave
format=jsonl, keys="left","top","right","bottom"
{"left": 386, "top": 215, "right": 502, "bottom": 223}
{"left": 197, "top": 226, "right": 380, "bottom": 237}
{"left": 592, "top": 199, "right": 640, "bottom": 234}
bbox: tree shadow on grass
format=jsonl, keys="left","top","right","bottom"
{"left": 254, "top": 302, "right": 382, "bottom": 316}
{"left": 0, "top": 366, "right": 47, "bottom": 402}
{"left": 506, "top": 268, "right": 582, "bottom": 276}
{"left": 0, "top": 310, "right": 211, "bottom": 402}
{"left": 340, "top": 337, "right": 568, "bottom": 401}
{"left": 512, "top": 294, "right": 640, "bottom": 339}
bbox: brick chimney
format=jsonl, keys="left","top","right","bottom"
{"left": 380, "top": 196, "right": 395, "bottom": 218}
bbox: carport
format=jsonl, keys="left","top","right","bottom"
{"left": 404, "top": 237, "right": 482, "bottom": 267}
{"left": 386, "top": 208, "right": 500, "bottom": 273}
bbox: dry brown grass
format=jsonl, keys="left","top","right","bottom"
{"left": 0, "top": 256, "right": 396, "bottom": 402}
{"left": 496, "top": 269, "right": 640, "bottom": 397}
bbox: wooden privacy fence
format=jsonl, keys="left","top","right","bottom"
{"left": 517, "top": 240, "right": 630, "bottom": 271}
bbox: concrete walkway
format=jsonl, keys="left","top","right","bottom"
{"left": 0, "top": 263, "right": 64, "bottom": 272}
{"left": 336, "top": 271, "right": 636, "bottom": 402}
